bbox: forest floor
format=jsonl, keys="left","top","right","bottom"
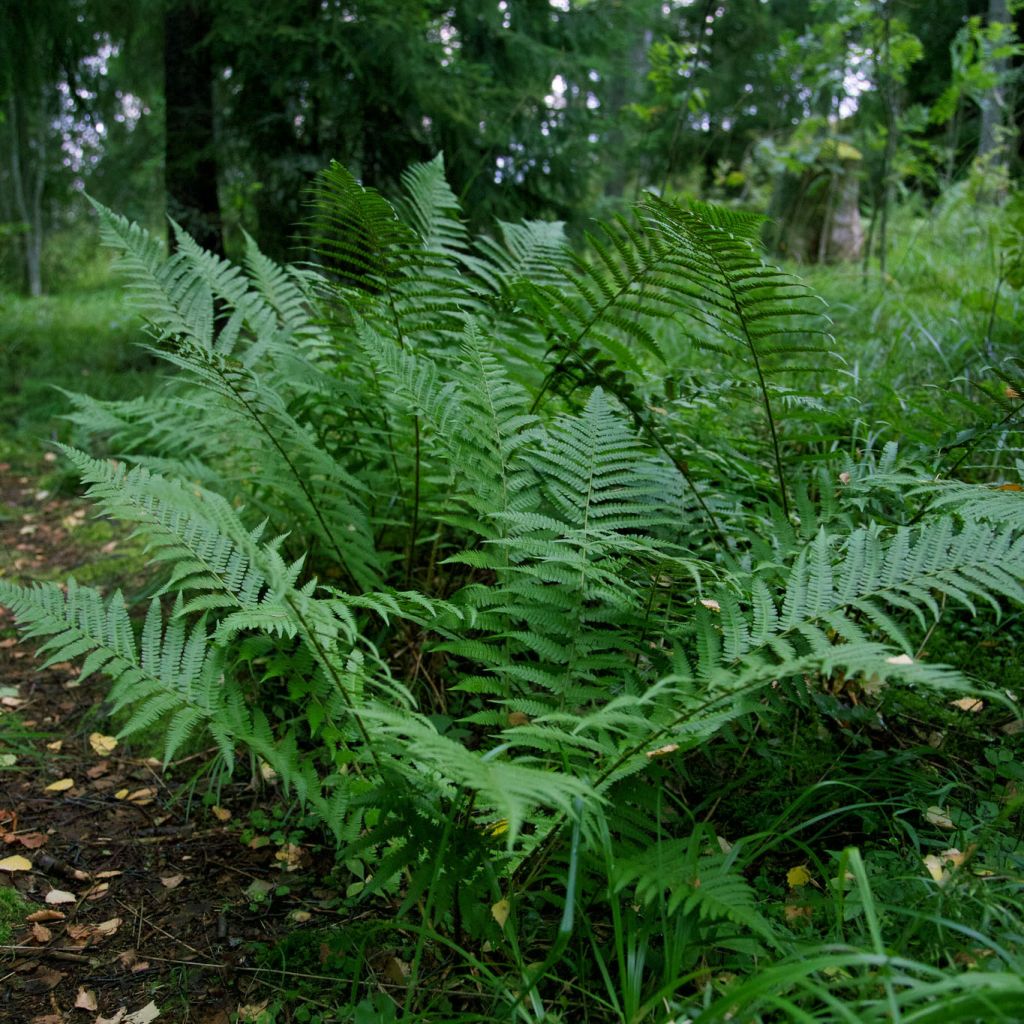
{"left": 0, "top": 454, "right": 344, "bottom": 1024}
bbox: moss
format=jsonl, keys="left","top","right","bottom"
{"left": 0, "top": 886, "right": 29, "bottom": 944}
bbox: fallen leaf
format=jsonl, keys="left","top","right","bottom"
{"left": 211, "top": 805, "right": 231, "bottom": 822}
{"left": 949, "top": 697, "right": 984, "bottom": 713}
{"left": 786, "top": 865, "right": 812, "bottom": 888}
{"left": 20, "top": 965, "right": 65, "bottom": 993}
{"left": 0, "top": 754, "right": 16, "bottom": 767}
{"left": 925, "top": 806, "right": 955, "bottom": 830}
{"left": 45, "top": 740, "right": 63, "bottom": 752}
{"left": 274, "top": 843, "right": 305, "bottom": 871}
{"left": 236, "top": 1002, "right": 269, "bottom": 1023}
{"left": 83, "top": 882, "right": 110, "bottom": 900}
{"left": 505, "top": 711, "right": 530, "bottom": 727}
{"left": 289, "top": 910, "right": 312, "bottom": 923}
{"left": 0, "top": 854, "right": 33, "bottom": 872}
{"left": 160, "top": 874, "right": 184, "bottom": 889}
{"left": 86, "top": 761, "right": 109, "bottom": 779}
{"left": 700, "top": 598, "right": 721, "bottom": 612}
{"left": 16, "top": 832, "right": 47, "bottom": 849}
{"left": 923, "top": 854, "right": 949, "bottom": 884}
{"left": 645, "top": 742, "right": 680, "bottom": 759}
{"left": 30, "top": 1015, "right": 62, "bottom": 1024}
{"left": 45, "top": 888, "right": 76, "bottom": 905}
{"left": 491, "top": 898, "right": 510, "bottom": 928}
{"left": 96, "top": 1011, "right": 127, "bottom": 1024}
{"left": 381, "top": 956, "right": 410, "bottom": 988}
{"left": 115, "top": 789, "right": 130, "bottom": 800}
{"left": 838, "top": 471, "right": 852, "bottom": 485}
{"left": 89, "top": 733, "right": 118, "bottom": 756}
{"left": 44, "top": 778, "right": 75, "bottom": 792}
{"left": 783, "top": 903, "right": 813, "bottom": 922}
{"left": 94, "top": 870, "right": 123, "bottom": 879}
{"left": 76, "top": 988, "right": 99, "bottom": 1012}
{"left": 26, "top": 909, "right": 64, "bottom": 922}
{"left": 258, "top": 760, "right": 277, "bottom": 782}
{"left": 886, "top": 653, "right": 914, "bottom": 666}
{"left": 126, "top": 788, "right": 155, "bottom": 805}
{"left": 30, "top": 922, "right": 53, "bottom": 943}
{"left": 96, "top": 917, "right": 123, "bottom": 937}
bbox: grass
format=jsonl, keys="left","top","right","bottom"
{"left": 0, "top": 886, "right": 29, "bottom": 945}
{"left": 0, "top": 283, "right": 156, "bottom": 460}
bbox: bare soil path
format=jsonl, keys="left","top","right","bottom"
{"left": 0, "top": 458, "right": 334, "bottom": 1024}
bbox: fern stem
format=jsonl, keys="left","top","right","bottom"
{"left": 405, "top": 415, "right": 421, "bottom": 585}
{"left": 719, "top": 270, "right": 790, "bottom": 519}
{"left": 217, "top": 365, "right": 359, "bottom": 590}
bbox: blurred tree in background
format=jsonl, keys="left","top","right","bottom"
{"left": 0, "top": 0, "right": 1021, "bottom": 292}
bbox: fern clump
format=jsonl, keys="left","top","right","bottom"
{"left": 2, "top": 155, "right": 1023, "bottom": 1013}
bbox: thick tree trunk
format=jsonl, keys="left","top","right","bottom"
{"left": 164, "top": 0, "right": 223, "bottom": 255}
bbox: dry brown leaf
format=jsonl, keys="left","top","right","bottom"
{"left": 30, "top": 1015, "right": 62, "bottom": 1024}
{"left": 126, "top": 788, "right": 155, "bottom": 805}
{"left": 30, "top": 922, "right": 53, "bottom": 943}
{"left": 26, "top": 909, "right": 64, "bottom": 922}
{"left": 44, "top": 778, "right": 75, "bottom": 793}
{"left": 0, "top": 853, "right": 33, "bottom": 872}
{"left": 76, "top": 988, "right": 99, "bottom": 1012}
{"left": 160, "top": 874, "right": 184, "bottom": 889}
{"left": 86, "top": 762, "right": 110, "bottom": 779}
{"left": 89, "top": 733, "right": 118, "bottom": 756}
{"left": 20, "top": 965, "right": 65, "bottom": 993}
{"left": 211, "top": 805, "right": 231, "bottom": 822}
{"left": 16, "top": 832, "right": 48, "bottom": 849}
{"left": 83, "top": 882, "right": 110, "bottom": 900}
{"left": 94, "top": 870, "right": 123, "bottom": 879}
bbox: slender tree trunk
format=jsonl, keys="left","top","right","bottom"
{"left": 6, "top": 93, "right": 44, "bottom": 297}
{"left": 164, "top": 0, "right": 223, "bottom": 255}
{"left": 978, "top": 0, "right": 1010, "bottom": 160}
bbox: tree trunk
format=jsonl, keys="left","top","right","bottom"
{"left": 6, "top": 93, "right": 45, "bottom": 297}
{"left": 164, "top": 0, "right": 223, "bottom": 255}
{"left": 978, "top": 0, "right": 1010, "bottom": 160}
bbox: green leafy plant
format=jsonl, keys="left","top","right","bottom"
{"left": 2, "top": 155, "right": 1022, "bottom": 1019}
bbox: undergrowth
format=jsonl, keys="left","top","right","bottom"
{"left": 1, "top": 156, "right": 1023, "bottom": 1022}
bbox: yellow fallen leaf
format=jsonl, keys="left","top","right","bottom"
{"left": 45, "top": 740, "right": 62, "bottom": 752}
{"left": 0, "top": 854, "right": 33, "bottom": 872}
{"left": 115, "top": 788, "right": 130, "bottom": 800}
{"left": 925, "top": 806, "right": 955, "bottom": 829}
{"left": 44, "top": 778, "right": 74, "bottom": 792}
{"left": 923, "top": 854, "right": 953, "bottom": 885}
{"left": 491, "top": 898, "right": 510, "bottom": 928}
{"left": 786, "top": 865, "right": 812, "bottom": 888}
{"left": 211, "top": 805, "right": 232, "bottom": 822}
{"left": 89, "top": 733, "right": 118, "bottom": 756}
{"left": 949, "top": 697, "right": 984, "bottom": 713}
